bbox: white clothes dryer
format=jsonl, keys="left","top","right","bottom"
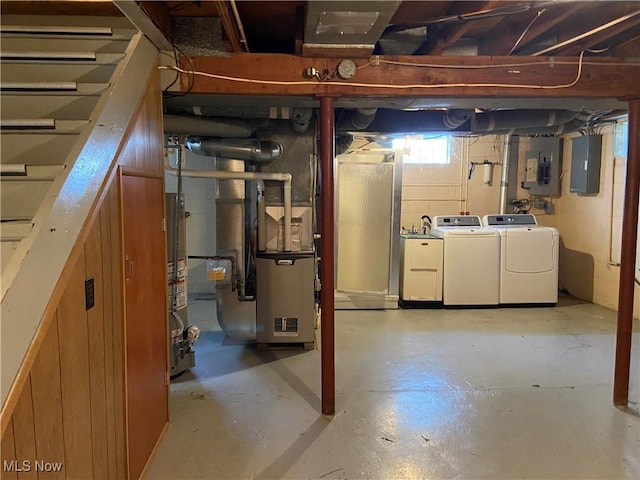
{"left": 482, "top": 214, "right": 559, "bottom": 305}
{"left": 431, "top": 215, "right": 500, "bottom": 306}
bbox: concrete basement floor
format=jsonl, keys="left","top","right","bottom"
{"left": 146, "top": 295, "right": 640, "bottom": 480}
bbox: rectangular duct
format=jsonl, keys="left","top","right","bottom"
{"left": 303, "top": 1, "right": 402, "bottom": 57}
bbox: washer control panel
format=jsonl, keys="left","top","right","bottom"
{"left": 484, "top": 214, "right": 537, "bottom": 226}
{"left": 434, "top": 215, "right": 482, "bottom": 227}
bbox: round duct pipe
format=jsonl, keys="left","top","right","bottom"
{"left": 186, "top": 137, "right": 283, "bottom": 163}
{"left": 292, "top": 108, "right": 313, "bottom": 133}
{"left": 472, "top": 108, "right": 588, "bottom": 132}
{"left": 362, "top": 109, "right": 471, "bottom": 133}
{"left": 443, "top": 109, "right": 475, "bottom": 129}
{"left": 164, "top": 114, "right": 254, "bottom": 137}
{"left": 347, "top": 108, "right": 591, "bottom": 135}
{"left": 336, "top": 108, "right": 378, "bottom": 131}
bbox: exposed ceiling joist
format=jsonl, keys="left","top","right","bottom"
{"left": 609, "top": 34, "right": 640, "bottom": 57}
{"left": 211, "top": 0, "right": 243, "bottom": 52}
{"left": 532, "top": 9, "right": 640, "bottom": 56}
{"left": 479, "top": 3, "right": 580, "bottom": 56}
{"left": 426, "top": 1, "right": 509, "bottom": 55}
{"left": 553, "top": 15, "right": 640, "bottom": 56}
{"left": 173, "top": 53, "right": 640, "bottom": 99}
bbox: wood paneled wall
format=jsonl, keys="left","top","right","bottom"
{"left": 0, "top": 183, "right": 125, "bottom": 479}
{"left": 1, "top": 69, "right": 165, "bottom": 479}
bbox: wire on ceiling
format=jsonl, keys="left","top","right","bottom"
{"left": 160, "top": 51, "right": 595, "bottom": 91}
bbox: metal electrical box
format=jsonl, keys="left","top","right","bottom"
{"left": 522, "top": 137, "right": 563, "bottom": 196}
{"left": 570, "top": 135, "right": 602, "bottom": 195}
{"left": 256, "top": 253, "right": 315, "bottom": 346}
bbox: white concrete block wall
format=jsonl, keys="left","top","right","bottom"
{"left": 536, "top": 122, "right": 640, "bottom": 317}
{"left": 165, "top": 149, "right": 217, "bottom": 298}
{"left": 400, "top": 135, "right": 531, "bottom": 227}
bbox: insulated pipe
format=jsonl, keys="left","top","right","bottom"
{"left": 359, "top": 108, "right": 591, "bottom": 135}
{"left": 163, "top": 114, "right": 253, "bottom": 137}
{"left": 165, "top": 161, "right": 293, "bottom": 251}
{"left": 320, "top": 96, "right": 336, "bottom": 416}
{"left": 186, "top": 137, "right": 283, "bottom": 163}
{"left": 614, "top": 98, "right": 640, "bottom": 406}
{"left": 499, "top": 134, "right": 512, "bottom": 214}
{"left": 443, "top": 109, "right": 475, "bottom": 129}
{"left": 473, "top": 109, "right": 586, "bottom": 132}
{"left": 336, "top": 108, "right": 378, "bottom": 131}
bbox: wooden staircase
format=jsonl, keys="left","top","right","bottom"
{"left": 0, "top": 15, "right": 136, "bottom": 282}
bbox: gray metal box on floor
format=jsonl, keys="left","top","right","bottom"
{"left": 570, "top": 135, "right": 602, "bottom": 195}
{"left": 256, "top": 253, "right": 315, "bottom": 344}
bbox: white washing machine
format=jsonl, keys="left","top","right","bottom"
{"left": 482, "top": 214, "right": 559, "bottom": 305}
{"left": 431, "top": 215, "right": 500, "bottom": 306}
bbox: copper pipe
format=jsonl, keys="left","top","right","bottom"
{"left": 614, "top": 98, "right": 640, "bottom": 406}
{"left": 320, "top": 96, "right": 335, "bottom": 416}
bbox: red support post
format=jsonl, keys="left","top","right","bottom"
{"left": 614, "top": 98, "right": 640, "bottom": 406}
{"left": 319, "top": 96, "right": 335, "bottom": 416}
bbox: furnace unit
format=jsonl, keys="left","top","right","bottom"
{"left": 256, "top": 252, "right": 315, "bottom": 347}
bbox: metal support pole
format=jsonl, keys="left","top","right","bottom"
{"left": 320, "top": 96, "right": 335, "bottom": 416}
{"left": 614, "top": 98, "right": 640, "bottom": 406}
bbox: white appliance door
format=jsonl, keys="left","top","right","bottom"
{"left": 505, "top": 228, "right": 554, "bottom": 273}
{"left": 443, "top": 234, "right": 500, "bottom": 305}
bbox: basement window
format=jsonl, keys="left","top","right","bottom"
{"left": 393, "top": 135, "right": 450, "bottom": 164}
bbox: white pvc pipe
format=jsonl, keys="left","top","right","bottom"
{"left": 283, "top": 182, "right": 292, "bottom": 252}
{"left": 499, "top": 133, "right": 512, "bottom": 214}
{"left": 257, "top": 180, "right": 267, "bottom": 252}
{"left": 165, "top": 160, "right": 293, "bottom": 251}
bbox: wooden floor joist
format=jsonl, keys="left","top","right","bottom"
{"left": 175, "top": 54, "right": 640, "bottom": 100}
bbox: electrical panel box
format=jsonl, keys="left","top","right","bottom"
{"left": 570, "top": 135, "right": 602, "bottom": 195}
{"left": 522, "top": 137, "right": 563, "bottom": 196}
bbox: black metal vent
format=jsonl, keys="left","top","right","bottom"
{"left": 274, "top": 317, "right": 298, "bottom": 337}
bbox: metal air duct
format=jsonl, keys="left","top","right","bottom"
{"left": 186, "top": 137, "right": 283, "bottom": 163}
